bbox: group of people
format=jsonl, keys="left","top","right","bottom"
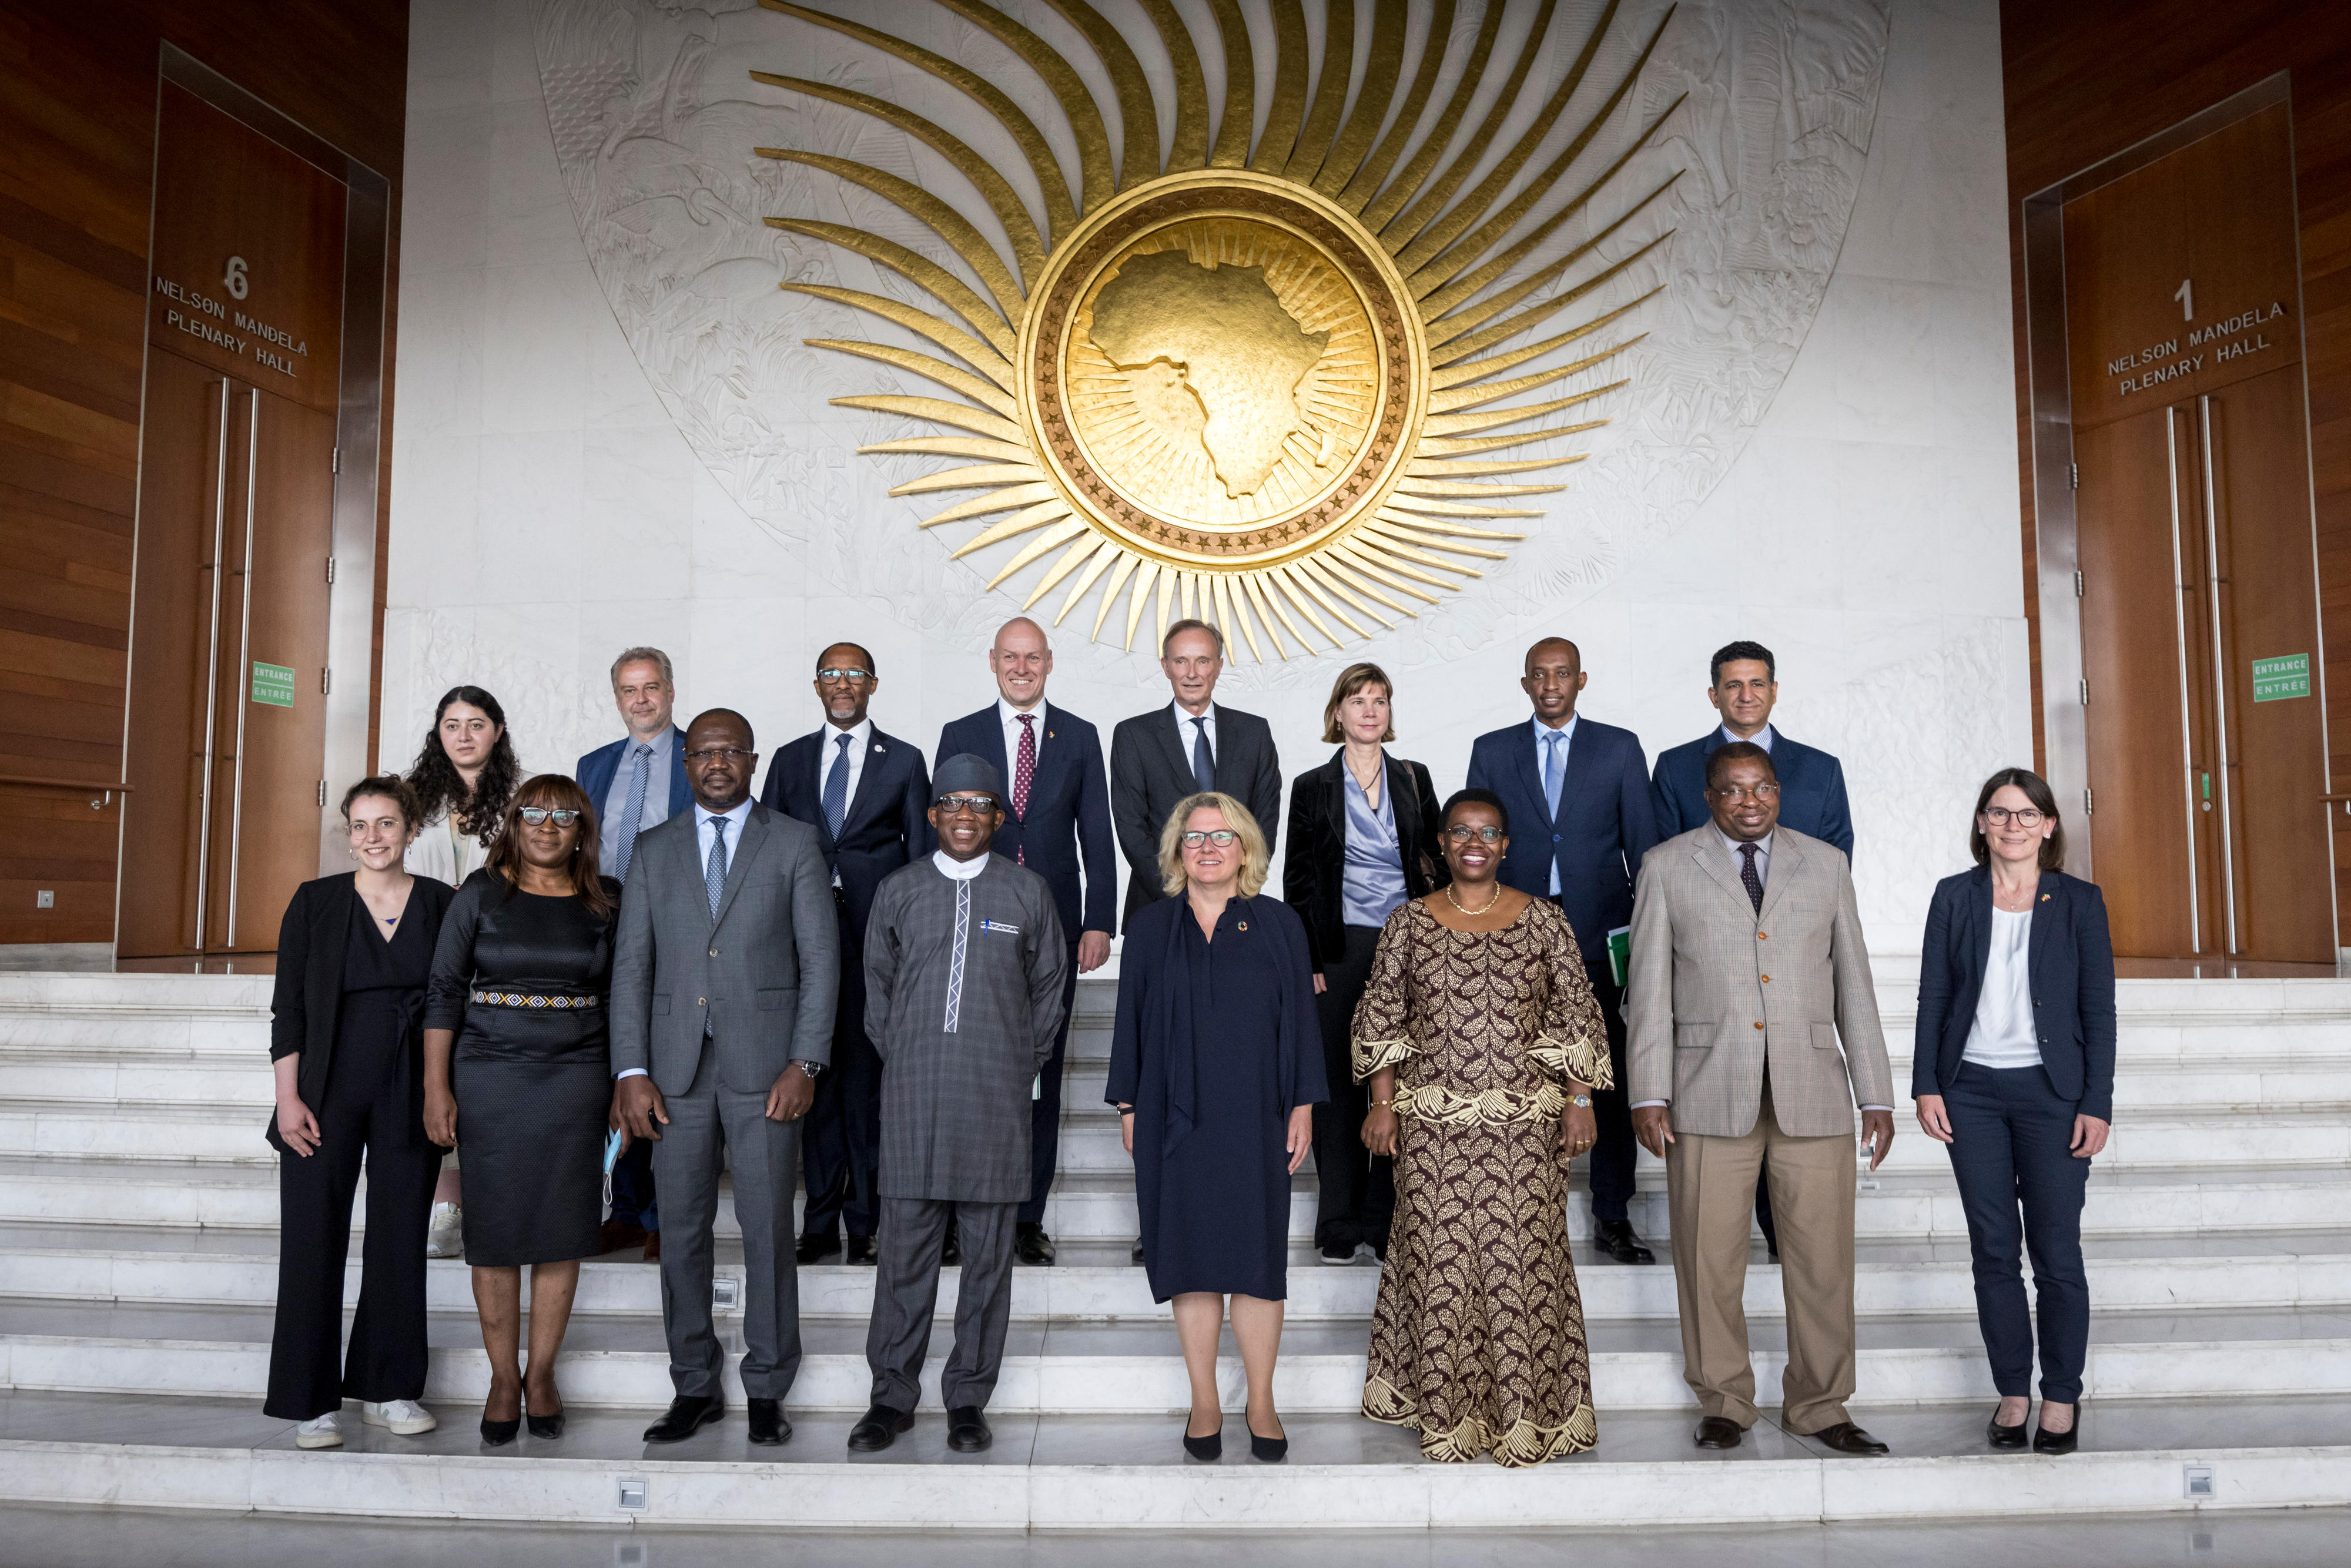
{"left": 262, "top": 622, "right": 2116, "bottom": 1471}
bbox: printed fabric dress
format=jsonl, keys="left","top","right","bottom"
{"left": 1351, "top": 896, "right": 1610, "bottom": 1466}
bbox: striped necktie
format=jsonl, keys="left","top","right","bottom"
{"left": 705, "top": 815, "right": 730, "bottom": 922}
{"left": 613, "top": 742, "right": 652, "bottom": 883}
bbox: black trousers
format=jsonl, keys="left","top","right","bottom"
{"left": 1310, "top": 923, "right": 1393, "bottom": 1252}
{"left": 801, "top": 914, "right": 879, "bottom": 1240}
{"left": 264, "top": 1049, "right": 442, "bottom": 1421}
{"left": 1582, "top": 967, "right": 1639, "bottom": 1225}
{"left": 1945, "top": 1061, "right": 2092, "bottom": 1403}
{"left": 1020, "top": 941, "right": 1083, "bottom": 1227}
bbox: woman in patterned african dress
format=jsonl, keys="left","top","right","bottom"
{"left": 1352, "top": 787, "right": 1610, "bottom": 1467}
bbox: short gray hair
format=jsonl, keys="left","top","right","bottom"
{"left": 610, "top": 646, "right": 674, "bottom": 688}
{"left": 1161, "top": 618, "right": 1224, "bottom": 658}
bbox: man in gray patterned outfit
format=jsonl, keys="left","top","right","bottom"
{"left": 849, "top": 754, "right": 1067, "bottom": 1455}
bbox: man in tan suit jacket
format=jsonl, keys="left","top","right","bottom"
{"left": 1626, "top": 742, "right": 1896, "bottom": 1455}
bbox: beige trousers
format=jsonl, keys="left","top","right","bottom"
{"left": 1664, "top": 1080, "right": 1857, "bottom": 1433}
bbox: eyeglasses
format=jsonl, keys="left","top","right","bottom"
{"left": 936, "top": 795, "right": 1000, "bottom": 815}
{"left": 815, "top": 668, "right": 873, "bottom": 684}
{"left": 1443, "top": 825, "right": 1506, "bottom": 845}
{"left": 1180, "top": 829, "right": 1239, "bottom": 847}
{"left": 685, "top": 748, "right": 753, "bottom": 763}
{"left": 1709, "top": 783, "right": 1780, "bottom": 802}
{"left": 1982, "top": 806, "right": 2047, "bottom": 827}
{"left": 517, "top": 808, "right": 581, "bottom": 826}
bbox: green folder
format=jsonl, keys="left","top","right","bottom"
{"left": 1606, "top": 926, "right": 1630, "bottom": 989}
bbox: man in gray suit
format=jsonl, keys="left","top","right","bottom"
{"left": 610, "top": 709, "right": 838, "bottom": 1447}
{"left": 848, "top": 753, "right": 1067, "bottom": 1455}
{"left": 1625, "top": 742, "right": 1896, "bottom": 1458}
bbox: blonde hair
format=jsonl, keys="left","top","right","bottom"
{"left": 1320, "top": 661, "right": 1395, "bottom": 744}
{"left": 1157, "top": 791, "right": 1270, "bottom": 898}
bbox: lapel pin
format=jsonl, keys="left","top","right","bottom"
{"left": 2040, "top": 893, "right": 2051, "bottom": 902}
{"left": 1237, "top": 920, "right": 1248, "bottom": 932}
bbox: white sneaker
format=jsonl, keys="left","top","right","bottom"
{"left": 363, "top": 1399, "right": 438, "bottom": 1435}
{"left": 426, "top": 1202, "right": 463, "bottom": 1258}
{"left": 295, "top": 1411, "right": 344, "bottom": 1449}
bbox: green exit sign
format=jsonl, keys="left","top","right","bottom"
{"left": 250, "top": 661, "right": 296, "bottom": 708}
{"left": 2251, "top": 653, "right": 2309, "bottom": 703}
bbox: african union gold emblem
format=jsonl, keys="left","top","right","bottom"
{"left": 755, "top": 0, "right": 1682, "bottom": 657}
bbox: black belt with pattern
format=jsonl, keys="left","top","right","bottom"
{"left": 468, "top": 989, "right": 601, "bottom": 1010}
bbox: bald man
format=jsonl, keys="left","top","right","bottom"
{"left": 1465, "top": 638, "right": 1662, "bottom": 1264}
{"left": 935, "top": 619, "right": 1115, "bottom": 1265}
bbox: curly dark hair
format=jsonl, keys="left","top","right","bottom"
{"left": 407, "top": 685, "right": 520, "bottom": 841}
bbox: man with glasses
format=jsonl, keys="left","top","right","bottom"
{"left": 1649, "top": 639, "right": 1854, "bottom": 1259}
{"left": 575, "top": 646, "right": 692, "bottom": 1259}
{"left": 760, "top": 643, "right": 933, "bottom": 1269}
{"left": 936, "top": 618, "right": 1115, "bottom": 1267}
{"left": 610, "top": 709, "right": 838, "bottom": 1448}
{"left": 849, "top": 754, "right": 1067, "bottom": 1455}
{"left": 1623, "top": 742, "right": 1895, "bottom": 1457}
{"left": 1465, "top": 637, "right": 1661, "bottom": 1264}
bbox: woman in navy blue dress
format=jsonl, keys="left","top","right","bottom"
{"left": 1108, "top": 791, "right": 1325, "bottom": 1463}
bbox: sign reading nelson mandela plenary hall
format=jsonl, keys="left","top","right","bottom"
{"left": 250, "top": 661, "right": 296, "bottom": 709}
{"left": 2252, "top": 654, "right": 2310, "bottom": 702}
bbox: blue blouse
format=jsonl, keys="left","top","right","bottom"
{"left": 1340, "top": 770, "right": 1410, "bottom": 928}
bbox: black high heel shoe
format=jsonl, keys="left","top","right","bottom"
{"left": 2032, "top": 1420, "right": 2078, "bottom": 1455}
{"left": 1246, "top": 1407, "right": 1287, "bottom": 1463}
{"left": 1181, "top": 1416, "right": 1222, "bottom": 1461}
{"left": 481, "top": 1384, "right": 521, "bottom": 1445}
{"left": 1987, "top": 1406, "right": 2028, "bottom": 1450}
{"left": 526, "top": 1398, "right": 565, "bottom": 1440}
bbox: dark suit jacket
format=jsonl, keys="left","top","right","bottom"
{"left": 758, "top": 724, "right": 933, "bottom": 953}
{"left": 576, "top": 725, "right": 693, "bottom": 823}
{"left": 1913, "top": 865, "right": 2118, "bottom": 1122}
{"left": 268, "top": 872, "right": 457, "bottom": 1137}
{"left": 936, "top": 702, "right": 1117, "bottom": 939}
{"left": 1280, "top": 749, "right": 1446, "bottom": 971}
{"left": 1465, "top": 715, "right": 1658, "bottom": 964}
{"left": 1650, "top": 725, "right": 1854, "bottom": 859}
{"left": 1110, "top": 702, "right": 1284, "bottom": 928}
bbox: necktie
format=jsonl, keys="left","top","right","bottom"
{"left": 1541, "top": 728, "right": 1565, "bottom": 819}
{"left": 823, "top": 732, "right": 853, "bottom": 839}
{"left": 1739, "top": 841, "right": 1764, "bottom": 914}
{"left": 1013, "top": 713, "right": 1037, "bottom": 866}
{"left": 1190, "top": 715, "right": 1215, "bottom": 793}
{"left": 705, "top": 815, "right": 731, "bottom": 922}
{"left": 613, "top": 742, "right": 652, "bottom": 883}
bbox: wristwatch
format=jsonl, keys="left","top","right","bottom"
{"left": 1569, "top": 1093, "right": 1593, "bottom": 1109}
{"left": 793, "top": 1059, "right": 823, "bottom": 1080}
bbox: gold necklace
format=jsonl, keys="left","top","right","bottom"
{"left": 1445, "top": 881, "right": 1503, "bottom": 916}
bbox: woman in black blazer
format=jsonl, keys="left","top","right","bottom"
{"left": 1913, "top": 768, "right": 2116, "bottom": 1456}
{"left": 1281, "top": 662, "right": 1446, "bottom": 1265}
{"left": 266, "top": 776, "right": 458, "bottom": 1450}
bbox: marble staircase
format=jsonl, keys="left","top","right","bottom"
{"left": 0, "top": 967, "right": 2348, "bottom": 1530}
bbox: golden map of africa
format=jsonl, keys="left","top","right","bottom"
{"left": 1087, "top": 250, "right": 1331, "bottom": 500}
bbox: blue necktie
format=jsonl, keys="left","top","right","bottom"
{"left": 705, "top": 815, "right": 730, "bottom": 922}
{"left": 823, "top": 732, "right": 853, "bottom": 839}
{"left": 1542, "top": 728, "right": 1565, "bottom": 819}
{"left": 1190, "top": 716, "right": 1215, "bottom": 793}
{"left": 612, "top": 742, "right": 652, "bottom": 883}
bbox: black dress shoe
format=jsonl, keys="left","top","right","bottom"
{"left": 525, "top": 1403, "right": 565, "bottom": 1440}
{"left": 1014, "top": 1221, "right": 1056, "bottom": 1266}
{"left": 796, "top": 1228, "right": 842, "bottom": 1265}
{"left": 642, "top": 1395, "right": 724, "bottom": 1443}
{"left": 848, "top": 1403, "right": 914, "bottom": 1452}
{"left": 1693, "top": 1415, "right": 1743, "bottom": 1449}
{"left": 1131, "top": 1237, "right": 1146, "bottom": 1265}
{"left": 1988, "top": 1409, "right": 2028, "bottom": 1450}
{"left": 1181, "top": 1420, "right": 1221, "bottom": 1461}
{"left": 2032, "top": 1421, "right": 2079, "bottom": 1455}
{"left": 1810, "top": 1421, "right": 1890, "bottom": 1456}
{"left": 480, "top": 1413, "right": 520, "bottom": 1446}
{"left": 747, "top": 1398, "right": 791, "bottom": 1446}
{"left": 1593, "top": 1219, "right": 1656, "bottom": 1265}
{"left": 846, "top": 1234, "right": 879, "bottom": 1265}
{"left": 942, "top": 1220, "right": 962, "bottom": 1267}
{"left": 947, "top": 1405, "right": 992, "bottom": 1452}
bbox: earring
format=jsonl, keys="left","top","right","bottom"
{"left": 348, "top": 847, "right": 359, "bottom": 860}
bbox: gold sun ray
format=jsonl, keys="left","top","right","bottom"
{"left": 756, "top": 0, "right": 1683, "bottom": 656}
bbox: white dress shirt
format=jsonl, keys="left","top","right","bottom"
{"left": 933, "top": 849, "right": 990, "bottom": 880}
{"left": 615, "top": 796, "right": 756, "bottom": 1083}
{"left": 996, "top": 696, "right": 1046, "bottom": 783}
{"left": 815, "top": 718, "right": 873, "bottom": 819}
{"left": 1171, "top": 699, "right": 1218, "bottom": 758}
{"left": 1961, "top": 907, "right": 2042, "bottom": 1068}
{"left": 1532, "top": 711, "right": 1578, "bottom": 894}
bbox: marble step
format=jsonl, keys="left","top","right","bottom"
{"left": 6, "top": 1226, "right": 2350, "bottom": 1323}
{"left": 4, "top": 1388, "right": 2347, "bottom": 1530}
{"left": 4, "top": 1296, "right": 2349, "bottom": 1412}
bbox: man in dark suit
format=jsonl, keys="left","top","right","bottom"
{"left": 575, "top": 646, "right": 694, "bottom": 1259}
{"left": 1108, "top": 618, "right": 1284, "bottom": 930}
{"left": 1648, "top": 639, "right": 1855, "bottom": 1259}
{"left": 760, "top": 641, "right": 933, "bottom": 1269}
{"left": 935, "top": 617, "right": 1115, "bottom": 1267}
{"left": 1465, "top": 636, "right": 1660, "bottom": 1265}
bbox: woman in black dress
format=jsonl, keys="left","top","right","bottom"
{"left": 266, "top": 776, "right": 457, "bottom": 1450}
{"left": 1108, "top": 792, "right": 1325, "bottom": 1463}
{"left": 423, "top": 775, "right": 619, "bottom": 1444}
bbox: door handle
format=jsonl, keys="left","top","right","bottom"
{"left": 225, "top": 387, "right": 259, "bottom": 947}
{"left": 2199, "top": 394, "right": 2237, "bottom": 953}
{"left": 192, "top": 378, "right": 232, "bottom": 949}
{"left": 2165, "top": 406, "right": 2201, "bottom": 952}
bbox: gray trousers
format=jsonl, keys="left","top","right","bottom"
{"left": 652, "top": 1053, "right": 803, "bottom": 1400}
{"left": 866, "top": 1197, "right": 1018, "bottom": 1412}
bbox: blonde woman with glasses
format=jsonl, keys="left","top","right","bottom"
{"left": 1107, "top": 792, "right": 1326, "bottom": 1463}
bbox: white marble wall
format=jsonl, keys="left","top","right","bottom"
{"left": 387, "top": 0, "right": 2024, "bottom": 947}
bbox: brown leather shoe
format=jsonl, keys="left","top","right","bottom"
{"left": 642, "top": 1229, "right": 661, "bottom": 1262}
{"left": 1693, "top": 1416, "right": 1744, "bottom": 1449}
{"left": 1810, "top": 1421, "right": 1890, "bottom": 1456}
